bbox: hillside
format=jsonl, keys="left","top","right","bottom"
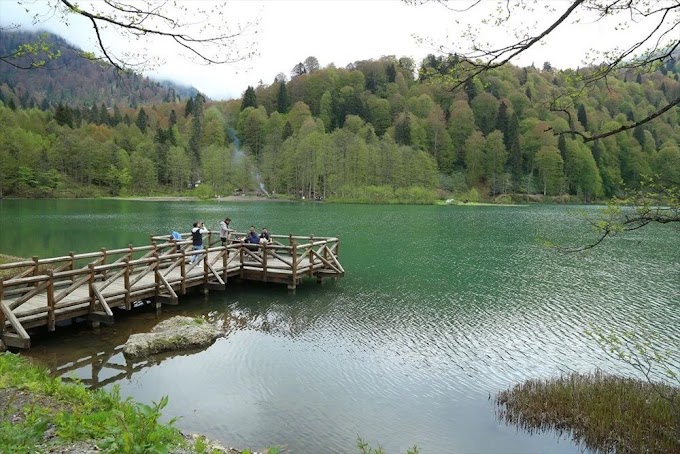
{"left": 0, "top": 30, "right": 678, "bottom": 203}
{"left": 0, "top": 30, "right": 198, "bottom": 109}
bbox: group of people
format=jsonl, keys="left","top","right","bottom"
{"left": 185, "top": 218, "right": 272, "bottom": 264}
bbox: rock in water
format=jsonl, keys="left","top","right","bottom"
{"left": 123, "top": 316, "right": 223, "bottom": 358}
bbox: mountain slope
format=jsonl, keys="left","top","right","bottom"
{"left": 0, "top": 30, "right": 198, "bottom": 109}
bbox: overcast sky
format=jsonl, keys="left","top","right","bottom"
{"left": 0, "top": 1, "right": 666, "bottom": 100}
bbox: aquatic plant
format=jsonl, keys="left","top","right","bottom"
{"left": 496, "top": 370, "right": 679, "bottom": 453}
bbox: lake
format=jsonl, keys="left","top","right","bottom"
{"left": 1, "top": 199, "right": 678, "bottom": 453}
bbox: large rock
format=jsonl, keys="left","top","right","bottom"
{"left": 123, "top": 316, "right": 223, "bottom": 358}
{"left": 0, "top": 340, "right": 6, "bottom": 353}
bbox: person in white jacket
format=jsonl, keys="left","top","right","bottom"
{"left": 190, "top": 221, "right": 209, "bottom": 263}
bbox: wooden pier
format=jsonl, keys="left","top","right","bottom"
{"left": 0, "top": 232, "right": 344, "bottom": 349}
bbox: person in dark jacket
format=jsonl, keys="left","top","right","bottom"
{"left": 244, "top": 226, "right": 259, "bottom": 244}
{"left": 190, "top": 221, "right": 209, "bottom": 263}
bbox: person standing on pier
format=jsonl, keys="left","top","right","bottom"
{"left": 190, "top": 221, "right": 209, "bottom": 263}
{"left": 219, "top": 217, "right": 232, "bottom": 246}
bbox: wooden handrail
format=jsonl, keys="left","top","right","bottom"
{"left": 2, "top": 274, "right": 52, "bottom": 287}
{"left": 0, "top": 260, "right": 35, "bottom": 270}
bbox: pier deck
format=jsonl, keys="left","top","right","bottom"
{"left": 0, "top": 233, "right": 344, "bottom": 349}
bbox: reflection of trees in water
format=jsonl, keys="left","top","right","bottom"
{"left": 206, "top": 291, "right": 324, "bottom": 339}
{"left": 51, "top": 293, "right": 327, "bottom": 388}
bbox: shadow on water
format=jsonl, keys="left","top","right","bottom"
{"left": 24, "top": 279, "right": 342, "bottom": 388}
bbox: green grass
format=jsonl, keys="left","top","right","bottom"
{"left": 496, "top": 370, "right": 680, "bottom": 453}
{"left": 0, "top": 352, "right": 184, "bottom": 453}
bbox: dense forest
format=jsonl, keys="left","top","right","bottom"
{"left": 1, "top": 31, "right": 679, "bottom": 203}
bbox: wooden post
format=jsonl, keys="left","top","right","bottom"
{"left": 88, "top": 264, "right": 96, "bottom": 313}
{"left": 47, "top": 270, "right": 55, "bottom": 331}
{"left": 0, "top": 279, "right": 5, "bottom": 337}
{"left": 203, "top": 246, "right": 209, "bottom": 286}
{"left": 180, "top": 249, "right": 187, "bottom": 295}
{"left": 123, "top": 258, "right": 131, "bottom": 310}
{"left": 69, "top": 252, "right": 75, "bottom": 272}
{"left": 222, "top": 245, "right": 228, "bottom": 283}
{"left": 290, "top": 240, "right": 297, "bottom": 294}
{"left": 239, "top": 241, "right": 245, "bottom": 279}
{"left": 32, "top": 256, "right": 39, "bottom": 276}
{"left": 318, "top": 240, "right": 328, "bottom": 284}
{"left": 262, "top": 242, "right": 268, "bottom": 282}
{"left": 100, "top": 248, "right": 108, "bottom": 280}
{"left": 308, "top": 235, "right": 314, "bottom": 277}
{"left": 153, "top": 253, "right": 160, "bottom": 295}
{"left": 153, "top": 253, "right": 161, "bottom": 316}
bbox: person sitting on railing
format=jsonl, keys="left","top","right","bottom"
{"left": 259, "top": 227, "right": 272, "bottom": 245}
{"left": 190, "top": 221, "right": 209, "bottom": 264}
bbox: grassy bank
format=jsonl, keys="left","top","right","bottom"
{"left": 0, "top": 353, "right": 275, "bottom": 453}
{"left": 496, "top": 370, "right": 680, "bottom": 453}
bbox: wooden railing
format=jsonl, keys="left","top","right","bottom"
{"left": 1, "top": 233, "right": 342, "bottom": 348}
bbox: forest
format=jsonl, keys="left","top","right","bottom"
{"left": 1, "top": 32, "right": 679, "bottom": 203}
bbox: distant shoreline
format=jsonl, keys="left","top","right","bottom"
{"left": 107, "top": 195, "right": 290, "bottom": 203}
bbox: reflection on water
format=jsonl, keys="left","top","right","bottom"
{"left": 6, "top": 200, "right": 678, "bottom": 454}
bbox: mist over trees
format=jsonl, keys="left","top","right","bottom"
{"left": 1, "top": 31, "right": 679, "bottom": 202}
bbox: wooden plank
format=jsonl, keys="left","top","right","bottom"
{"left": 2, "top": 332, "right": 30, "bottom": 349}
{"left": 1, "top": 301, "right": 30, "bottom": 342}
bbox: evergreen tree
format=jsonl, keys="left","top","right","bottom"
{"left": 496, "top": 101, "right": 509, "bottom": 142}
{"left": 8, "top": 98, "right": 17, "bottom": 110}
{"left": 169, "top": 109, "right": 177, "bottom": 128}
{"left": 464, "top": 78, "right": 477, "bottom": 101}
{"left": 54, "top": 103, "right": 73, "bottom": 128}
{"left": 241, "top": 86, "right": 257, "bottom": 111}
{"left": 189, "top": 93, "right": 205, "bottom": 172}
{"left": 394, "top": 113, "right": 412, "bottom": 146}
{"left": 291, "top": 62, "right": 307, "bottom": 78}
{"left": 276, "top": 82, "right": 290, "bottom": 114}
{"left": 40, "top": 97, "right": 50, "bottom": 111}
{"left": 558, "top": 133, "right": 567, "bottom": 161}
{"left": 99, "top": 103, "right": 110, "bottom": 125}
{"left": 112, "top": 105, "right": 122, "bottom": 126}
{"left": 577, "top": 104, "right": 588, "bottom": 130}
{"left": 282, "top": 121, "right": 293, "bottom": 140}
{"left": 89, "top": 103, "right": 99, "bottom": 124}
{"left": 386, "top": 63, "right": 397, "bottom": 83}
{"left": 591, "top": 140, "right": 602, "bottom": 164}
{"left": 185, "top": 96, "right": 194, "bottom": 117}
{"left": 506, "top": 113, "right": 522, "bottom": 181}
{"left": 636, "top": 73, "right": 642, "bottom": 84}
{"left": 135, "top": 107, "right": 148, "bottom": 134}
{"left": 632, "top": 126, "right": 646, "bottom": 147}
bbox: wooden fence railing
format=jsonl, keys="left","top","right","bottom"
{"left": 1, "top": 233, "right": 343, "bottom": 349}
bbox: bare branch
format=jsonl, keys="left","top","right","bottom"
{"left": 553, "top": 96, "right": 680, "bottom": 142}
{"left": 52, "top": 0, "right": 258, "bottom": 70}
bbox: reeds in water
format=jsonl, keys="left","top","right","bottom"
{"left": 496, "top": 370, "right": 679, "bottom": 453}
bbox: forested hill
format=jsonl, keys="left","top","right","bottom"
{"left": 0, "top": 31, "right": 198, "bottom": 109}
{"left": 0, "top": 35, "right": 678, "bottom": 203}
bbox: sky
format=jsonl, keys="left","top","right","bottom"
{"left": 0, "top": 1, "right": 669, "bottom": 100}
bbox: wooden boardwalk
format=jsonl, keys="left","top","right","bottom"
{"left": 0, "top": 233, "right": 344, "bottom": 349}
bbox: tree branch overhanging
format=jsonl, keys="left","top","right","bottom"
{"left": 53, "top": 0, "right": 258, "bottom": 71}
{"left": 415, "top": 0, "right": 680, "bottom": 139}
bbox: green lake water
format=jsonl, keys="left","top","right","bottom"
{"left": 1, "top": 199, "right": 678, "bottom": 453}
